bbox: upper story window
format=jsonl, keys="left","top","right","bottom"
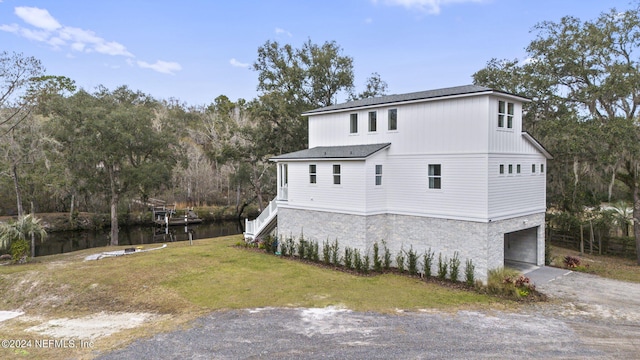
{"left": 532, "top": 164, "right": 536, "bottom": 173}
{"left": 508, "top": 164, "right": 513, "bottom": 174}
{"left": 350, "top": 114, "right": 358, "bottom": 134}
{"left": 309, "top": 164, "right": 317, "bottom": 184}
{"left": 541, "top": 164, "right": 545, "bottom": 173}
{"left": 333, "top": 164, "right": 341, "bottom": 185}
{"left": 375, "top": 165, "right": 382, "bottom": 186}
{"left": 388, "top": 109, "right": 397, "bottom": 131}
{"left": 428, "top": 164, "right": 441, "bottom": 189}
{"left": 499, "top": 164, "right": 505, "bottom": 174}
{"left": 498, "top": 100, "right": 514, "bottom": 129}
{"left": 368, "top": 111, "right": 377, "bottom": 132}
{"left": 517, "top": 164, "right": 521, "bottom": 174}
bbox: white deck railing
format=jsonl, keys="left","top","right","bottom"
{"left": 244, "top": 199, "right": 278, "bottom": 241}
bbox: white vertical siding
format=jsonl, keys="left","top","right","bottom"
{"left": 308, "top": 96, "right": 490, "bottom": 155}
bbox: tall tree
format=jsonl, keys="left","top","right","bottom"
{"left": 50, "top": 86, "right": 178, "bottom": 245}
{"left": 348, "top": 72, "right": 388, "bottom": 101}
{"left": 253, "top": 39, "right": 355, "bottom": 153}
{"left": 0, "top": 52, "right": 45, "bottom": 216}
{"left": 474, "top": 4, "right": 640, "bottom": 264}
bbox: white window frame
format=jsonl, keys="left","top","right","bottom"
{"left": 350, "top": 113, "right": 358, "bottom": 134}
{"left": 428, "top": 164, "right": 441, "bottom": 189}
{"left": 499, "top": 164, "right": 505, "bottom": 175}
{"left": 388, "top": 109, "right": 397, "bottom": 131}
{"left": 532, "top": 164, "right": 536, "bottom": 173}
{"left": 309, "top": 164, "right": 317, "bottom": 184}
{"left": 333, "top": 164, "right": 341, "bottom": 185}
{"left": 541, "top": 164, "right": 544, "bottom": 173}
{"left": 498, "top": 100, "right": 514, "bottom": 129}
{"left": 375, "top": 164, "right": 382, "bottom": 186}
{"left": 368, "top": 111, "right": 377, "bottom": 132}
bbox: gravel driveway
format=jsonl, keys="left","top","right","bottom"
{"left": 98, "top": 268, "right": 640, "bottom": 360}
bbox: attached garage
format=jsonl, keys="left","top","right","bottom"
{"left": 504, "top": 227, "right": 538, "bottom": 265}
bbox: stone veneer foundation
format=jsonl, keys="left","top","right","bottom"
{"left": 276, "top": 207, "right": 545, "bottom": 282}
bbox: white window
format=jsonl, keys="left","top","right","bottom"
{"left": 350, "top": 114, "right": 358, "bottom": 134}
{"left": 309, "top": 164, "right": 316, "bottom": 184}
{"left": 498, "top": 101, "right": 514, "bottom": 129}
{"left": 428, "top": 164, "right": 441, "bottom": 189}
{"left": 388, "top": 109, "right": 397, "bottom": 131}
{"left": 541, "top": 164, "right": 544, "bottom": 173}
{"left": 532, "top": 164, "right": 536, "bottom": 173}
{"left": 508, "top": 164, "right": 513, "bottom": 174}
{"left": 499, "top": 164, "right": 505, "bottom": 174}
{"left": 368, "top": 111, "right": 377, "bottom": 132}
{"left": 333, "top": 164, "right": 341, "bottom": 185}
{"left": 375, "top": 165, "right": 382, "bottom": 186}
{"left": 517, "top": 164, "right": 521, "bottom": 174}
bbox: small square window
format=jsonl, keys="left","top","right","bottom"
{"left": 368, "top": 111, "right": 377, "bottom": 132}
{"left": 388, "top": 109, "right": 397, "bottom": 131}
{"left": 499, "top": 164, "right": 504, "bottom": 174}
{"left": 375, "top": 164, "right": 382, "bottom": 186}
{"left": 428, "top": 164, "right": 441, "bottom": 189}
{"left": 350, "top": 114, "right": 358, "bottom": 134}
{"left": 309, "top": 164, "right": 316, "bottom": 184}
{"left": 333, "top": 164, "right": 341, "bottom": 185}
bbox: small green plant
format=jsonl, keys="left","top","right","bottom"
{"left": 312, "top": 241, "right": 319, "bottom": 262}
{"left": 330, "top": 239, "right": 340, "bottom": 266}
{"left": 344, "top": 247, "right": 353, "bottom": 269}
{"left": 407, "top": 246, "right": 418, "bottom": 275}
{"left": 423, "top": 248, "right": 434, "bottom": 278}
{"left": 449, "top": 252, "right": 460, "bottom": 282}
{"left": 10, "top": 239, "right": 30, "bottom": 263}
{"left": 382, "top": 240, "right": 391, "bottom": 270}
{"left": 437, "top": 253, "right": 448, "bottom": 280}
{"left": 297, "top": 238, "right": 306, "bottom": 259}
{"left": 322, "top": 239, "right": 331, "bottom": 264}
{"left": 464, "top": 259, "right": 475, "bottom": 286}
{"left": 363, "top": 253, "right": 370, "bottom": 274}
{"left": 487, "top": 267, "right": 536, "bottom": 299}
{"left": 285, "top": 237, "right": 295, "bottom": 257}
{"left": 354, "top": 249, "right": 362, "bottom": 272}
{"left": 396, "top": 250, "right": 405, "bottom": 273}
{"left": 373, "top": 242, "right": 382, "bottom": 272}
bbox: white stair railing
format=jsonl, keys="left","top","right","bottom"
{"left": 244, "top": 199, "right": 278, "bottom": 241}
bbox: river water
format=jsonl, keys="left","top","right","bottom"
{"left": 35, "top": 221, "right": 243, "bottom": 257}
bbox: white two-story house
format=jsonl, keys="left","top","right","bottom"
{"left": 245, "top": 85, "right": 551, "bottom": 281}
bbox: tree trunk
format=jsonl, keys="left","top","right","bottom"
{"left": 110, "top": 192, "right": 119, "bottom": 246}
{"left": 633, "top": 184, "right": 640, "bottom": 265}
{"left": 12, "top": 164, "right": 23, "bottom": 217}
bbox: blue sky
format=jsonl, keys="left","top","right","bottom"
{"left": 0, "top": 0, "right": 633, "bottom": 106}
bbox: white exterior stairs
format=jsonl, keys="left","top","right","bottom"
{"left": 244, "top": 199, "right": 278, "bottom": 241}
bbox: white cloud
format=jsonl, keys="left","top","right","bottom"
{"left": 137, "top": 60, "right": 182, "bottom": 75}
{"left": 229, "top": 58, "right": 250, "bottom": 68}
{"left": 0, "top": 23, "right": 19, "bottom": 33}
{"left": 1, "top": 6, "right": 180, "bottom": 74}
{"left": 15, "top": 7, "right": 61, "bottom": 31}
{"left": 275, "top": 27, "right": 292, "bottom": 37}
{"left": 373, "top": 0, "right": 485, "bottom": 14}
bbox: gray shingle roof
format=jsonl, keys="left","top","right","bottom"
{"left": 302, "top": 85, "right": 526, "bottom": 115}
{"left": 271, "top": 143, "right": 391, "bottom": 161}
